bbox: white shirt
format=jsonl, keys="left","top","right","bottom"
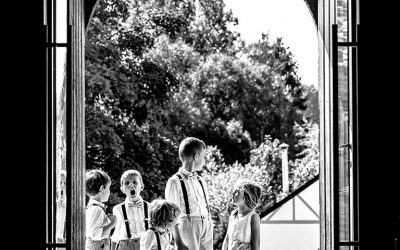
{"left": 111, "top": 197, "right": 149, "bottom": 242}
{"left": 165, "top": 168, "right": 209, "bottom": 217}
{"left": 86, "top": 199, "right": 111, "bottom": 240}
{"left": 140, "top": 229, "right": 174, "bottom": 250}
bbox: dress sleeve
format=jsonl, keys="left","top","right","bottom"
{"left": 140, "top": 230, "right": 156, "bottom": 250}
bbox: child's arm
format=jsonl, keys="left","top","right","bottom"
{"left": 166, "top": 178, "right": 188, "bottom": 250}
{"left": 171, "top": 224, "right": 189, "bottom": 250}
{"left": 165, "top": 177, "right": 180, "bottom": 206}
{"left": 110, "top": 206, "right": 120, "bottom": 242}
{"left": 221, "top": 233, "right": 229, "bottom": 250}
{"left": 250, "top": 213, "right": 261, "bottom": 250}
{"left": 102, "top": 214, "right": 117, "bottom": 238}
{"left": 140, "top": 230, "right": 155, "bottom": 250}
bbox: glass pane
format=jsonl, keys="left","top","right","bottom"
{"left": 56, "top": 47, "right": 67, "bottom": 244}
{"left": 337, "top": 45, "right": 358, "bottom": 243}
{"left": 339, "top": 246, "right": 359, "bottom": 250}
{"left": 46, "top": 46, "right": 56, "bottom": 244}
{"left": 336, "top": 0, "right": 349, "bottom": 42}
{"left": 338, "top": 46, "right": 350, "bottom": 242}
{"left": 56, "top": 0, "right": 67, "bottom": 43}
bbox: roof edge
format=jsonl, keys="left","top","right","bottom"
{"left": 259, "top": 174, "right": 319, "bottom": 218}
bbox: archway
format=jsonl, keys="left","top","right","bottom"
{"left": 84, "top": 0, "right": 322, "bottom": 249}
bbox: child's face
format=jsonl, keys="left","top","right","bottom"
{"left": 232, "top": 189, "right": 246, "bottom": 207}
{"left": 100, "top": 181, "right": 111, "bottom": 202}
{"left": 60, "top": 174, "right": 66, "bottom": 191}
{"left": 165, "top": 216, "right": 180, "bottom": 230}
{"left": 121, "top": 175, "right": 143, "bottom": 200}
{"left": 193, "top": 148, "right": 206, "bottom": 171}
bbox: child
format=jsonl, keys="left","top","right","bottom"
{"left": 56, "top": 169, "right": 67, "bottom": 243}
{"left": 222, "top": 180, "right": 262, "bottom": 250}
{"left": 140, "top": 199, "right": 181, "bottom": 250}
{"left": 86, "top": 169, "right": 117, "bottom": 250}
{"left": 165, "top": 137, "right": 213, "bottom": 250}
{"left": 111, "top": 170, "right": 150, "bottom": 250}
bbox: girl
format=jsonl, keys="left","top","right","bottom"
{"left": 140, "top": 199, "right": 181, "bottom": 250}
{"left": 222, "top": 180, "right": 262, "bottom": 250}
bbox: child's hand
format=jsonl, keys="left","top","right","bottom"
{"left": 107, "top": 214, "right": 117, "bottom": 225}
{"left": 165, "top": 244, "right": 176, "bottom": 250}
{"left": 176, "top": 244, "right": 189, "bottom": 250}
{"left": 236, "top": 243, "right": 251, "bottom": 250}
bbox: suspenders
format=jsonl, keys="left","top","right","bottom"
{"left": 121, "top": 204, "right": 132, "bottom": 239}
{"left": 149, "top": 227, "right": 162, "bottom": 250}
{"left": 143, "top": 201, "right": 149, "bottom": 230}
{"left": 120, "top": 200, "right": 149, "bottom": 239}
{"left": 88, "top": 203, "right": 106, "bottom": 211}
{"left": 176, "top": 173, "right": 209, "bottom": 216}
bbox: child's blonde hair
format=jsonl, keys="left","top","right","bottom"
{"left": 149, "top": 199, "right": 181, "bottom": 229}
{"left": 120, "top": 169, "right": 143, "bottom": 186}
{"left": 233, "top": 180, "right": 262, "bottom": 209}
{"left": 178, "top": 137, "right": 206, "bottom": 161}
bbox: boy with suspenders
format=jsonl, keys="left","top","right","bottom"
{"left": 165, "top": 137, "right": 213, "bottom": 250}
{"left": 86, "top": 169, "right": 117, "bottom": 250}
{"left": 111, "top": 170, "right": 150, "bottom": 250}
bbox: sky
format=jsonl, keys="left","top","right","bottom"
{"left": 223, "top": 0, "right": 319, "bottom": 88}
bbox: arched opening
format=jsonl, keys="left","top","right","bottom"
{"left": 83, "top": 0, "right": 320, "bottom": 249}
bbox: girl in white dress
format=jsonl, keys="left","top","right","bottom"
{"left": 222, "top": 180, "right": 262, "bottom": 250}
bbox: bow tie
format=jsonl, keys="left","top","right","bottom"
{"left": 186, "top": 172, "right": 198, "bottom": 179}
{"left": 127, "top": 200, "right": 142, "bottom": 208}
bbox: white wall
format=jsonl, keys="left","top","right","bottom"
{"left": 260, "top": 224, "right": 319, "bottom": 250}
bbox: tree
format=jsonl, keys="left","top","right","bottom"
{"left": 86, "top": 0, "right": 184, "bottom": 203}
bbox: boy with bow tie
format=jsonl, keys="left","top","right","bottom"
{"left": 111, "top": 170, "right": 150, "bottom": 250}
{"left": 165, "top": 137, "right": 213, "bottom": 250}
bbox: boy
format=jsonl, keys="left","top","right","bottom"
{"left": 86, "top": 169, "right": 117, "bottom": 250}
{"left": 56, "top": 170, "right": 67, "bottom": 243}
{"left": 165, "top": 137, "right": 213, "bottom": 250}
{"left": 111, "top": 170, "right": 150, "bottom": 250}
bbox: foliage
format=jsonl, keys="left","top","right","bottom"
{"left": 203, "top": 130, "right": 319, "bottom": 248}
{"left": 290, "top": 121, "right": 320, "bottom": 189}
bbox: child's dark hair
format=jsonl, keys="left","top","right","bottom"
{"left": 178, "top": 137, "right": 206, "bottom": 161}
{"left": 149, "top": 199, "right": 181, "bottom": 229}
{"left": 233, "top": 180, "right": 262, "bottom": 209}
{"left": 85, "top": 169, "right": 111, "bottom": 197}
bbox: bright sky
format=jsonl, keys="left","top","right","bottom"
{"left": 223, "top": 0, "right": 319, "bottom": 88}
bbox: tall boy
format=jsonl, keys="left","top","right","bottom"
{"left": 165, "top": 137, "right": 213, "bottom": 250}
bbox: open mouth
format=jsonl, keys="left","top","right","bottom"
{"left": 130, "top": 189, "right": 136, "bottom": 197}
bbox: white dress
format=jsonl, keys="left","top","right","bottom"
{"left": 226, "top": 209, "right": 256, "bottom": 250}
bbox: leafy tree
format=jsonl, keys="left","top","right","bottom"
{"left": 85, "top": 0, "right": 184, "bottom": 203}
{"left": 290, "top": 121, "right": 319, "bottom": 189}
